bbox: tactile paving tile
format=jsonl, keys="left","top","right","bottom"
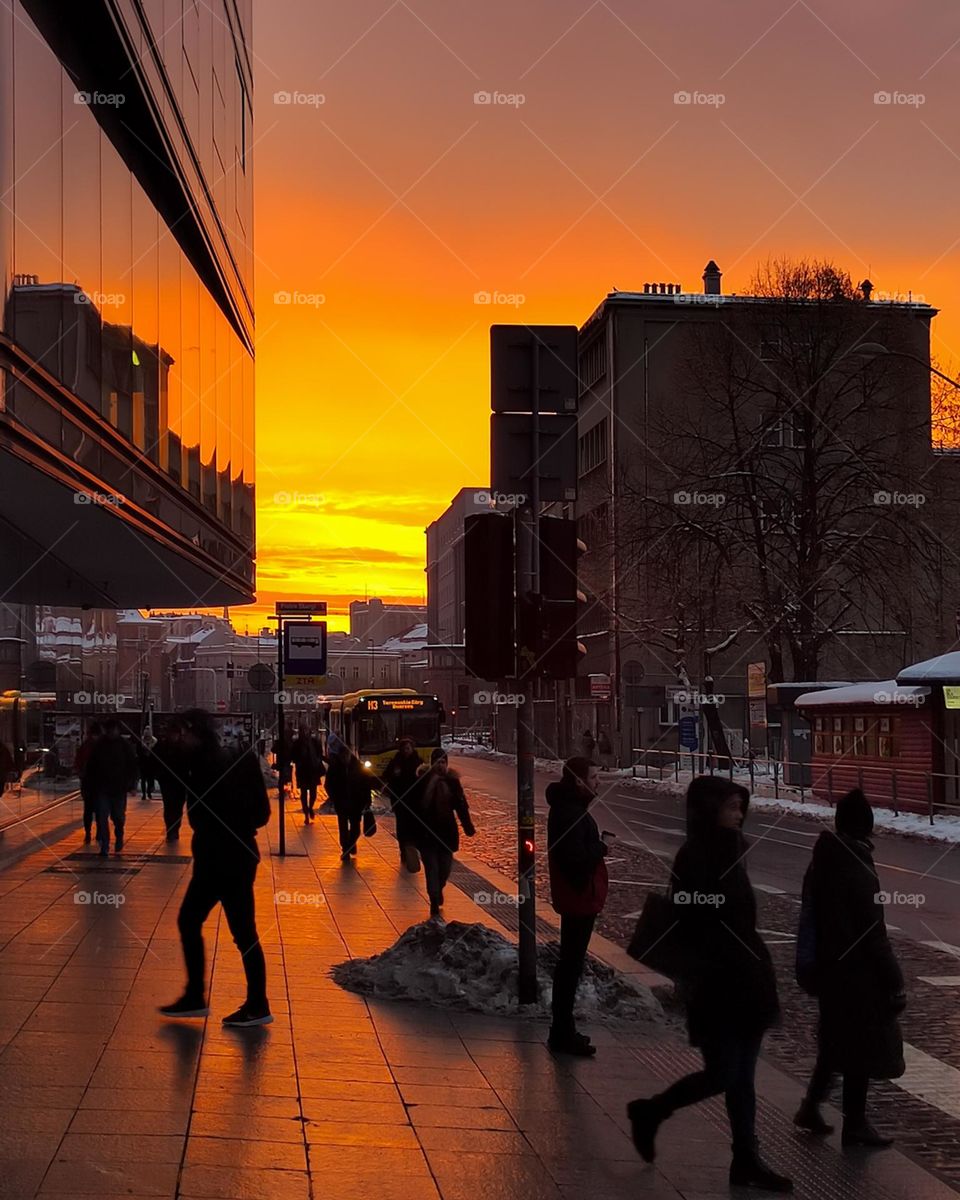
{"left": 633, "top": 1040, "right": 907, "bottom": 1200}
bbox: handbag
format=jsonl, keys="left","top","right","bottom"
{"left": 362, "top": 807, "right": 377, "bottom": 838}
{"left": 795, "top": 864, "right": 819, "bottom": 995}
{"left": 627, "top": 890, "right": 688, "bottom": 979}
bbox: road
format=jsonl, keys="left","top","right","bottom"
{"left": 455, "top": 754, "right": 960, "bottom": 959}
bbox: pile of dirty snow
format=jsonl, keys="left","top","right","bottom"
{"left": 331, "top": 919, "right": 662, "bottom": 1023}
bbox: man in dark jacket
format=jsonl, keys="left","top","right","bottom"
{"left": 546, "top": 756, "right": 607, "bottom": 1057}
{"left": 75, "top": 723, "right": 102, "bottom": 844}
{"left": 410, "top": 749, "right": 474, "bottom": 916}
{"left": 325, "top": 745, "right": 376, "bottom": 861}
{"left": 153, "top": 717, "right": 188, "bottom": 841}
{"left": 159, "top": 708, "right": 273, "bottom": 1027}
{"left": 627, "top": 776, "right": 791, "bottom": 1192}
{"left": 84, "top": 718, "right": 138, "bottom": 856}
{"left": 794, "top": 788, "right": 904, "bottom": 1147}
{"left": 382, "top": 737, "right": 423, "bottom": 870}
{"left": 291, "top": 726, "right": 326, "bottom": 823}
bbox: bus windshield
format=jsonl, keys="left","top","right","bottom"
{"left": 357, "top": 711, "right": 440, "bottom": 754}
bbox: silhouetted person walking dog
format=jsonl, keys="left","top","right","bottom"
{"left": 627, "top": 776, "right": 791, "bottom": 1192}
{"left": 794, "top": 788, "right": 905, "bottom": 1147}
{"left": 159, "top": 708, "right": 273, "bottom": 1027}
{"left": 546, "top": 756, "right": 608, "bottom": 1057}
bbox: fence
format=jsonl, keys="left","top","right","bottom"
{"left": 629, "top": 746, "right": 956, "bottom": 824}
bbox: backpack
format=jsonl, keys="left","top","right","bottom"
{"left": 795, "top": 863, "right": 819, "bottom": 995}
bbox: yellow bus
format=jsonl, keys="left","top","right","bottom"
{"left": 319, "top": 690, "right": 444, "bottom": 775}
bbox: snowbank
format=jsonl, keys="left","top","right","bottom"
{"left": 332, "top": 919, "right": 662, "bottom": 1024}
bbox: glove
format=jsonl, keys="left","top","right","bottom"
{"left": 463, "top": 821, "right": 476, "bottom": 838}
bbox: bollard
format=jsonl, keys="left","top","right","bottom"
{"left": 891, "top": 772, "right": 898, "bottom": 817}
{"left": 774, "top": 758, "right": 779, "bottom": 800}
{"left": 928, "top": 775, "right": 934, "bottom": 826}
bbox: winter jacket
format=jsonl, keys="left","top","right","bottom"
{"left": 75, "top": 737, "right": 98, "bottom": 802}
{"left": 670, "top": 827, "right": 779, "bottom": 1048}
{"left": 292, "top": 734, "right": 326, "bottom": 788}
{"left": 546, "top": 777, "right": 609, "bottom": 917}
{"left": 84, "top": 734, "right": 138, "bottom": 797}
{"left": 325, "top": 755, "right": 376, "bottom": 818}
{"left": 410, "top": 766, "right": 474, "bottom": 854}
{"left": 153, "top": 739, "right": 189, "bottom": 804}
{"left": 382, "top": 752, "right": 422, "bottom": 806}
{"left": 184, "top": 743, "right": 271, "bottom": 861}
{"left": 807, "top": 829, "right": 905, "bottom": 1079}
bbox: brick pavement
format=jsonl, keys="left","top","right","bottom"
{"left": 453, "top": 775, "right": 960, "bottom": 1190}
{"left": 0, "top": 790, "right": 956, "bottom": 1199}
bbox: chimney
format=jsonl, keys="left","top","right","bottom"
{"left": 702, "top": 260, "right": 722, "bottom": 296}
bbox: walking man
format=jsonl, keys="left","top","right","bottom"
{"left": 154, "top": 717, "right": 188, "bottom": 841}
{"left": 326, "top": 744, "right": 375, "bottom": 861}
{"left": 159, "top": 708, "right": 273, "bottom": 1027}
{"left": 292, "top": 725, "right": 326, "bottom": 823}
{"left": 84, "top": 718, "right": 138, "bottom": 856}
{"left": 75, "top": 722, "right": 102, "bottom": 845}
{"left": 546, "top": 756, "right": 608, "bottom": 1056}
{"left": 410, "top": 748, "right": 474, "bottom": 917}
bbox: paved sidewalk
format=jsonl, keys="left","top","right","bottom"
{"left": 0, "top": 794, "right": 956, "bottom": 1199}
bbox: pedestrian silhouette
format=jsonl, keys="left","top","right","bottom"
{"left": 627, "top": 776, "right": 791, "bottom": 1191}
{"left": 794, "top": 787, "right": 904, "bottom": 1147}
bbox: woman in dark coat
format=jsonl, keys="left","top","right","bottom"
{"left": 410, "top": 749, "right": 474, "bottom": 918}
{"left": 627, "top": 776, "right": 791, "bottom": 1192}
{"left": 382, "top": 737, "right": 422, "bottom": 870}
{"left": 794, "top": 788, "right": 904, "bottom": 1147}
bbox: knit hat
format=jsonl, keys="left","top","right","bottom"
{"left": 835, "top": 788, "right": 874, "bottom": 840}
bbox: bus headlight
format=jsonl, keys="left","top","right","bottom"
{"left": 364, "top": 760, "right": 372, "bottom": 769}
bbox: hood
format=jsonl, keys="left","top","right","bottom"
{"left": 835, "top": 788, "right": 874, "bottom": 840}
{"left": 685, "top": 774, "right": 750, "bottom": 841}
{"left": 546, "top": 778, "right": 587, "bottom": 808}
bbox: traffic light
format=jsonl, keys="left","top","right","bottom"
{"left": 464, "top": 512, "right": 514, "bottom": 679}
{"left": 518, "top": 516, "right": 587, "bottom": 680}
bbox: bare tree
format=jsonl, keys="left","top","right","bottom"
{"left": 617, "top": 257, "right": 940, "bottom": 683}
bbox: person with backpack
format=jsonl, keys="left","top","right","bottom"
{"left": 409, "top": 749, "right": 474, "bottom": 917}
{"left": 546, "top": 756, "right": 608, "bottom": 1057}
{"left": 83, "top": 718, "right": 138, "bottom": 856}
{"left": 292, "top": 725, "right": 326, "bottom": 823}
{"left": 794, "top": 788, "right": 904, "bottom": 1147}
{"left": 382, "top": 737, "right": 422, "bottom": 870}
{"left": 626, "top": 776, "right": 791, "bottom": 1192}
{"left": 158, "top": 708, "right": 273, "bottom": 1027}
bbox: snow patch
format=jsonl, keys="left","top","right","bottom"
{"left": 331, "top": 920, "right": 662, "bottom": 1023}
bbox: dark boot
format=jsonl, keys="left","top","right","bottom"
{"left": 842, "top": 1120, "right": 893, "bottom": 1148}
{"left": 626, "top": 1097, "right": 665, "bottom": 1162}
{"left": 794, "top": 1099, "right": 833, "bottom": 1135}
{"left": 729, "top": 1140, "right": 793, "bottom": 1191}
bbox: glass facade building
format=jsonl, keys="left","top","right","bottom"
{"left": 0, "top": 0, "right": 255, "bottom": 605}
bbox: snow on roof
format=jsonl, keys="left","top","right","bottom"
{"left": 897, "top": 652, "right": 960, "bottom": 684}
{"left": 796, "top": 680, "right": 931, "bottom": 708}
{"left": 380, "top": 623, "right": 429, "bottom": 652}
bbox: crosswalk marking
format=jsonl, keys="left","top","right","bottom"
{"left": 897, "top": 1043, "right": 960, "bottom": 1121}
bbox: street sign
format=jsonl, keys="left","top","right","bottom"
{"left": 491, "top": 412, "right": 578, "bottom": 502}
{"left": 276, "top": 601, "right": 328, "bottom": 615}
{"left": 490, "top": 325, "right": 578, "bottom": 414}
{"left": 747, "top": 662, "right": 766, "bottom": 699}
{"left": 247, "top": 663, "right": 276, "bottom": 692}
{"left": 283, "top": 621, "right": 327, "bottom": 684}
{"left": 678, "top": 715, "right": 699, "bottom": 750}
{"left": 589, "top": 674, "right": 612, "bottom": 700}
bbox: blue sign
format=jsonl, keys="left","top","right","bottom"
{"left": 283, "top": 621, "right": 327, "bottom": 682}
{"left": 678, "top": 715, "right": 699, "bottom": 751}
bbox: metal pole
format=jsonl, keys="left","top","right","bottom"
{"left": 515, "top": 334, "right": 540, "bottom": 1007}
{"left": 277, "top": 616, "right": 286, "bottom": 857}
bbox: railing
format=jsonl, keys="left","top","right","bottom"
{"left": 629, "top": 746, "right": 958, "bottom": 825}
{"left": 0, "top": 774, "right": 82, "bottom": 833}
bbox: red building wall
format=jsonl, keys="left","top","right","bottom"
{"left": 804, "top": 704, "right": 934, "bottom": 813}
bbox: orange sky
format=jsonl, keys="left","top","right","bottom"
{"left": 230, "top": 0, "right": 960, "bottom": 634}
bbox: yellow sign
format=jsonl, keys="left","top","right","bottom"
{"left": 747, "top": 662, "right": 766, "bottom": 699}
{"left": 944, "top": 686, "right": 960, "bottom": 709}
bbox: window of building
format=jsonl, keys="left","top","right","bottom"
{"left": 759, "top": 326, "right": 782, "bottom": 361}
{"left": 578, "top": 419, "right": 608, "bottom": 477}
{"left": 658, "top": 700, "right": 678, "bottom": 727}
{"left": 578, "top": 338, "right": 607, "bottom": 392}
{"left": 760, "top": 410, "right": 801, "bottom": 449}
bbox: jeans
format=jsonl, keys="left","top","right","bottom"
{"left": 140, "top": 771, "right": 155, "bottom": 799}
{"left": 177, "top": 853, "right": 267, "bottom": 1010}
{"left": 551, "top": 913, "right": 596, "bottom": 1035}
{"left": 82, "top": 790, "right": 95, "bottom": 836}
{"left": 804, "top": 1049, "right": 869, "bottom": 1122}
{"left": 647, "top": 1033, "right": 763, "bottom": 1151}
{"left": 95, "top": 792, "right": 127, "bottom": 852}
{"left": 337, "top": 809, "right": 362, "bottom": 854}
{"left": 421, "top": 845, "right": 454, "bottom": 906}
{"left": 162, "top": 788, "right": 186, "bottom": 838}
{"left": 300, "top": 784, "right": 318, "bottom": 816}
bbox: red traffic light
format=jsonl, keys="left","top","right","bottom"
{"left": 522, "top": 837, "right": 535, "bottom": 855}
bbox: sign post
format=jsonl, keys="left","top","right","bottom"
{"left": 272, "top": 602, "right": 328, "bottom": 857}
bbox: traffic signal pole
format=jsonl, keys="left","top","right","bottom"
{"left": 515, "top": 341, "right": 540, "bottom": 1006}
{"left": 276, "top": 613, "right": 286, "bottom": 857}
